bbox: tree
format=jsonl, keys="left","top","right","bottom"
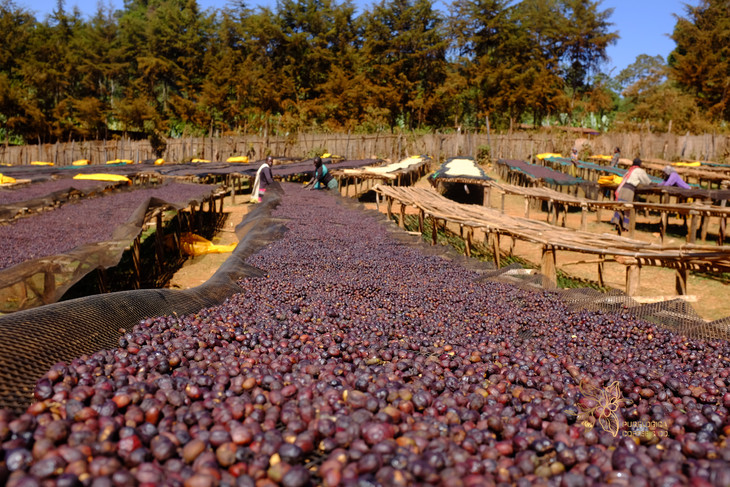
{"left": 617, "top": 54, "right": 706, "bottom": 133}
{"left": 361, "top": 0, "right": 448, "bottom": 129}
{"left": 669, "top": 0, "right": 730, "bottom": 121}
{"left": 447, "top": 0, "right": 510, "bottom": 127}
{"left": 559, "top": 0, "right": 618, "bottom": 94}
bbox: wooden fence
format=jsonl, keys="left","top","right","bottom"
{"left": 1, "top": 131, "right": 728, "bottom": 167}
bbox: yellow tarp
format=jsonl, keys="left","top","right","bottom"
{"left": 179, "top": 233, "right": 237, "bottom": 256}
{"left": 672, "top": 161, "right": 702, "bottom": 167}
{"left": 226, "top": 156, "right": 249, "bottom": 163}
{"left": 73, "top": 173, "right": 131, "bottom": 183}
{"left": 598, "top": 174, "right": 622, "bottom": 186}
{"left": 192, "top": 158, "right": 210, "bottom": 163}
{"left": 106, "top": 159, "right": 133, "bottom": 165}
{"left": 31, "top": 161, "right": 54, "bottom": 166}
{"left": 536, "top": 153, "right": 562, "bottom": 160}
{"left": 591, "top": 154, "right": 612, "bottom": 160}
{"left": 0, "top": 173, "right": 17, "bottom": 184}
{"left": 154, "top": 158, "right": 165, "bottom": 165}
{"left": 72, "top": 159, "right": 90, "bottom": 166}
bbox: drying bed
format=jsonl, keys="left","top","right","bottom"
{"left": 1, "top": 183, "right": 729, "bottom": 486}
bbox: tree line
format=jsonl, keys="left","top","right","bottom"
{"left": 0, "top": 0, "right": 727, "bottom": 146}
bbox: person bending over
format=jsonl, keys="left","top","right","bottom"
{"left": 304, "top": 157, "right": 339, "bottom": 191}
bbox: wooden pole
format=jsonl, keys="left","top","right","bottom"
{"left": 626, "top": 263, "right": 640, "bottom": 296}
{"left": 675, "top": 269, "right": 688, "bottom": 295}
{"left": 492, "top": 233, "right": 501, "bottom": 268}
{"left": 132, "top": 236, "right": 141, "bottom": 290}
{"left": 465, "top": 228, "right": 472, "bottom": 257}
{"left": 540, "top": 245, "right": 557, "bottom": 288}
{"left": 597, "top": 256, "right": 605, "bottom": 288}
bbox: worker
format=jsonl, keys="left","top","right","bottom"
{"left": 660, "top": 165, "right": 691, "bottom": 189}
{"left": 610, "top": 147, "right": 621, "bottom": 168}
{"left": 610, "top": 157, "right": 652, "bottom": 231}
{"left": 304, "top": 157, "right": 339, "bottom": 191}
{"left": 251, "top": 155, "right": 275, "bottom": 202}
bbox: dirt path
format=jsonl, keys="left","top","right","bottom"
{"left": 167, "top": 195, "right": 253, "bottom": 290}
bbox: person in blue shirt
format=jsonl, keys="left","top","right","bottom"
{"left": 304, "top": 157, "right": 339, "bottom": 191}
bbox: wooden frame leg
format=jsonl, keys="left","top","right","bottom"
{"left": 541, "top": 245, "right": 557, "bottom": 288}
{"left": 675, "top": 269, "right": 688, "bottom": 295}
{"left": 626, "top": 264, "right": 640, "bottom": 296}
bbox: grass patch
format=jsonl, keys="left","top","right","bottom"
{"left": 398, "top": 214, "right": 611, "bottom": 292}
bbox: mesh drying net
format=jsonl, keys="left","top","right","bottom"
{"left": 0, "top": 184, "right": 287, "bottom": 412}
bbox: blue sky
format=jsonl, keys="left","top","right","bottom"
{"left": 20, "top": 0, "right": 697, "bottom": 75}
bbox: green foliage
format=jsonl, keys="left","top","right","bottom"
{"left": 0, "top": 0, "right": 725, "bottom": 143}
{"left": 670, "top": 0, "right": 730, "bottom": 122}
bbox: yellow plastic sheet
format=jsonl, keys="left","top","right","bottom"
{"left": 591, "top": 154, "right": 612, "bottom": 160}
{"left": 154, "top": 158, "right": 165, "bottom": 165}
{"left": 672, "top": 161, "right": 701, "bottom": 167}
{"left": 226, "top": 156, "right": 249, "bottom": 163}
{"left": 31, "top": 161, "right": 54, "bottom": 166}
{"left": 72, "top": 159, "right": 90, "bottom": 166}
{"left": 192, "top": 158, "right": 210, "bottom": 163}
{"left": 536, "top": 153, "right": 563, "bottom": 160}
{"left": 73, "top": 173, "right": 131, "bottom": 183}
{"left": 179, "top": 233, "right": 237, "bottom": 256}
{"left": 598, "top": 175, "right": 622, "bottom": 186}
{"left": 106, "top": 159, "right": 133, "bottom": 165}
{"left": 0, "top": 173, "right": 17, "bottom": 184}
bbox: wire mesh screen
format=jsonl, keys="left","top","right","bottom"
{"left": 0, "top": 185, "right": 286, "bottom": 412}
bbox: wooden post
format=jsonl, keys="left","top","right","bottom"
{"left": 465, "top": 227, "right": 472, "bottom": 257}
{"left": 132, "top": 236, "right": 141, "bottom": 290}
{"left": 628, "top": 206, "right": 637, "bottom": 238}
{"left": 375, "top": 191, "right": 380, "bottom": 211}
{"left": 596, "top": 207, "right": 602, "bottom": 223}
{"left": 700, "top": 214, "right": 709, "bottom": 242}
{"left": 399, "top": 202, "right": 405, "bottom": 229}
{"left": 720, "top": 200, "right": 727, "bottom": 246}
{"left": 43, "top": 269, "right": 56, "bottom": 304}
{"left": 386, "top": 197, "right": 393, "bottom": 221}
{"left": 431, "top": 216, "right": 438, "bottom": 245}
{"left": 491, "top": 233, "right": 501, "bottom": 268}
{"left": 97, "top": 268, "right": 108, "bottom": 294}
{"left": 597, "top": 256, "right": 605, "bottom": 288}
{"left": 524, "top": 198, "right": 530, "bottom": 218}
{"left": 540, "top": 245, "right": 557, "bottom": 288}
{"left": 418, "top": 209, "right": 424, "bottom": 234}
{"left": 500, "top": 193, "right": 505, "bottom": 214}
{"left": 660, "top": 211, "right": 668, "bottom": 244}
{"left": 483, "top": 186, "right": 490, "bottom": 207}
{"left": 155, "top": 212, "right": 165, "bottom": 274}
{"left": 675, "top": 268, "right": 688, "bottom": 295}
{"left": 626, "top": 263, "right": 640, "bottom": 296}
{"left": 580, "top": 205, "right": 587, "bottom": 232}
{"left": 688, "top": 211, "right": 699, "bottom": 243}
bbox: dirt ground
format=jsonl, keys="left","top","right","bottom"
{"left": 169, "top": 176, "right": 730, "bottom": 322}
{"left": 167, "top": 195, "right": 253, "bottom": 290}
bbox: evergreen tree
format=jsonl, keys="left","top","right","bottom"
{"left": 670, "top": 0, "right": 730, "bottom": 121}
